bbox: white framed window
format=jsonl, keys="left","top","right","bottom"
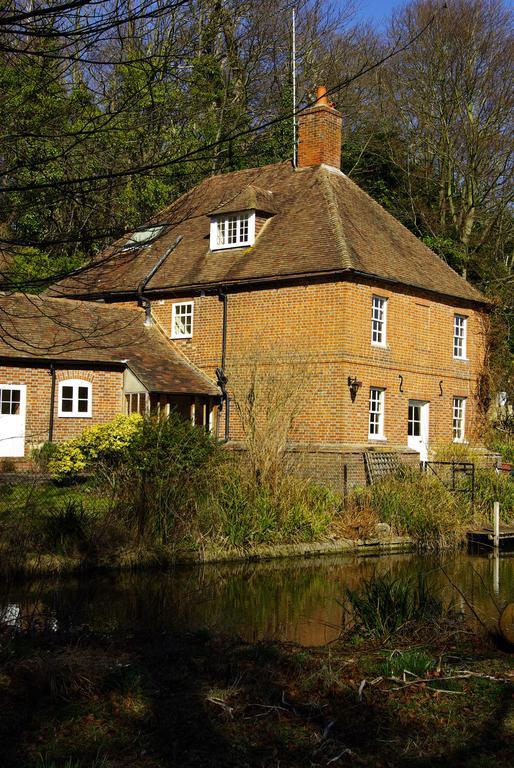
{"left": 371, "top": 295, "right": 387, "bottom": 346}
{"left": 368, "top": 387, "right": 386, "bottom": 439}
{"left": 210, "top": 211, "right": 255, "bottom": 250}
{"left": 453, "top": 314, "right": 467, "bottom": 359}
{"left": 58, "top": 379, "right": 92, "bottom": 418}
{"left": 171, "top": 301, "right": 193, "bottom": 339}
{"left": 452, "top": 397, "right": 466, "bottom": 442}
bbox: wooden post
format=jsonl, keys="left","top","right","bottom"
{"left": 493, "top": 501, "right": 500, "bottom": 550}
{"left": 493, "top": 551, "right": 500, "bottom": 597}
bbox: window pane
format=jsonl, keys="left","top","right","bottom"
{"left": 61, "top": 399, "right": 73, "bottom": 413}
{"left": 239, "top": 213, "right": 249, "bottom": 242}
{"left": 1, "top": 401, "right": 10, "bottom": 415}
{"left": 77, "top": 398, "right": 89, "bottom": 413}
{"left": 78, "top": 387, "right": 89, "bottom": 400}
{"left": 408, "top": 404, "right": 420, "bottom": 437}
{"left": 227, "top": 216, "right": 238, "bottom": 244}
{"left": 62, "top": 386, "right": 73, "bottom": 399}
{"left": 216, "top": 219, "right": 225, "bottom": 246}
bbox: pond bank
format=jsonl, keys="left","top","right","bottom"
{"left": 1, "top": 533, "right": 415, "bottom": 579}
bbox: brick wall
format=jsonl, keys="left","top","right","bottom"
{"left": 148, "top": 276, "right": 487, "bottom": 450}
{"left": 0, "top": 364, "right": 124, "bottom": 462}
{"left": 297, "top": 104, "right": 343, "bottom": 169}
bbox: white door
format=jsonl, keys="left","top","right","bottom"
{"left": 407, "top": 400, "right": 429, "bottom": 463}
{"left": 0, "top": 385, "right": 27, "bottom": 457}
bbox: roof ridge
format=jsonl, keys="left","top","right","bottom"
{"left": 318, "top": 168, "right": 352, "bottom": 270}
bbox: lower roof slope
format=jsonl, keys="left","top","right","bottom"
{"left": 48, "top": 161, "right": 486, "bottom": 305}
{"left": 0, "top": 293, "right": 218, "bottom": 396}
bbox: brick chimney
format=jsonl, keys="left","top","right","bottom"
{"left": 297, "top": 86, "right": 342, "bottom": 170}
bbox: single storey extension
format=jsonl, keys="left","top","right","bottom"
{"left": 0, "top": 293, "right": 218, "bottom": 464}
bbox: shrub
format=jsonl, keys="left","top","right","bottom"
{"left": 473, "top": 470, "right": 514, "bottom": 521}
{"left": 116, "top": 411, "right": 225, "bottom": 544}
{"left": 488, "top": 433, "right": 514, "bottom": 464}
{"left": 48, "top": 414, "right": 143, "bottom": 481}
{"left": 42, "top": 500, "right": 89, "bottom": 556}
{"left": 30, "top": 441, "right": 60, "bottom": 473}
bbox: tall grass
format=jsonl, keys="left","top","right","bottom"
{"left": 345, "top": 574, "right": 444, "bottom": 638}
{"left": 346, "top": 470, "right": 471, "bottom": 549}
{"left": 207, "top": 471, "right": 336, "bottom": 547}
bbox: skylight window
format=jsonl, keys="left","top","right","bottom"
{"left": 122, "top": 225, "right": 164, "bottom": 250}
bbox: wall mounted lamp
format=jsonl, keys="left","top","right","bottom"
{"left": 348, "top": 376, "right": 362, "bottom": 402}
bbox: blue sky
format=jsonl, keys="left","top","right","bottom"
{"left": 349, "top": 0, "right": 401, "bottom": 28}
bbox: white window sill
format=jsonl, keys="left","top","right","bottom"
{"left": 452, "top": 438, "right": 467, "bottom": 444}
{"left": 453, "top": 356, "right": 469, "bottom": 362}
{"left": 172, "top": 335, "right": 193, "bottom": 340}
{"left": 371, "top": 342, "right": 388, "bottom": 349}
{"left": 58, "top": 414, "right": 92, "bottom": 419}
{"left": 368, "top": 435, "right": 387, "bottom": 442}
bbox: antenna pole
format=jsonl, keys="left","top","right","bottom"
{"left": 292, "top": 6, "right": 297, "bottom": 167}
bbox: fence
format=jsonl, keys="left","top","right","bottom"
{"left": 0, "top": 472, "right": 106, "bottom": 516}
{"left": 422, "top": 461, "right": 475, "bottom": 504}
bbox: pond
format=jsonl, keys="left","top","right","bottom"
{"left": 1, "top": 550, "right": 513, "bottom": 646}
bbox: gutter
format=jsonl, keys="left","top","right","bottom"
{"left": 68, "top": 266, "right": 490, "bottom": 309}
{"left": 0, "top": 356, "right": 125, "bottom": 371}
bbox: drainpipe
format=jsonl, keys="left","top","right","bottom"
{"left": 48, "top": 363, "right": 56, "bottom": 443}
{"left": 217, "top": 288, "right": 230, "bottom": 440}
{"left": 137, "top": 236, "right": 183, "bottom": 325}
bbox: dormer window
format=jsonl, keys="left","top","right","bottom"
{"left": 210, "top": 211, "right": 256, "bottom": 250}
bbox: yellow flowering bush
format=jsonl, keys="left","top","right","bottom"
{"left": 49, "top": 413, "right": 143, "bottom": 481}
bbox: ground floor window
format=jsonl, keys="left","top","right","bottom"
{"left": 58, "top": 379, "right": 92, "bottom": 417}
{"left": 368, "top": 387, "right": 385, "bottom": 439}
{"left": 125, "top": 392, "right": 149, "bottom": 415}
{"left": 452, "top": 397, "right": 466, "bottom": 442}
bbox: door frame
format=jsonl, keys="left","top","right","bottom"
{"left": 0, "top": 384, "right": 27, "bottom": 458}
{"left": 407, "top": 399, "right": 429, "bottom": 463}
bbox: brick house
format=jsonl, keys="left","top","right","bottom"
{"left": 5, "top": 87, "right": 489, "bottom": 484}
{"left": 0, "top": 293, "right": 217, "bottom": 464}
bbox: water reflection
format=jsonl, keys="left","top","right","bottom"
{"left": 1, "top": 552, "right": 513, "bottom": 646}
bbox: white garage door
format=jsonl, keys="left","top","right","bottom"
{"left": 0, "top": 385, "right": 27, "bottom": 457}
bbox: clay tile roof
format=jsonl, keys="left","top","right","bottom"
{"left": 48, "top": 161, "right": 487, "bottom": 305}
{"left": 0, "top": 293, "right": 218, "bottom": 396}
{"left": 208, "top": 184, "right": 277, "bottom": 216}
